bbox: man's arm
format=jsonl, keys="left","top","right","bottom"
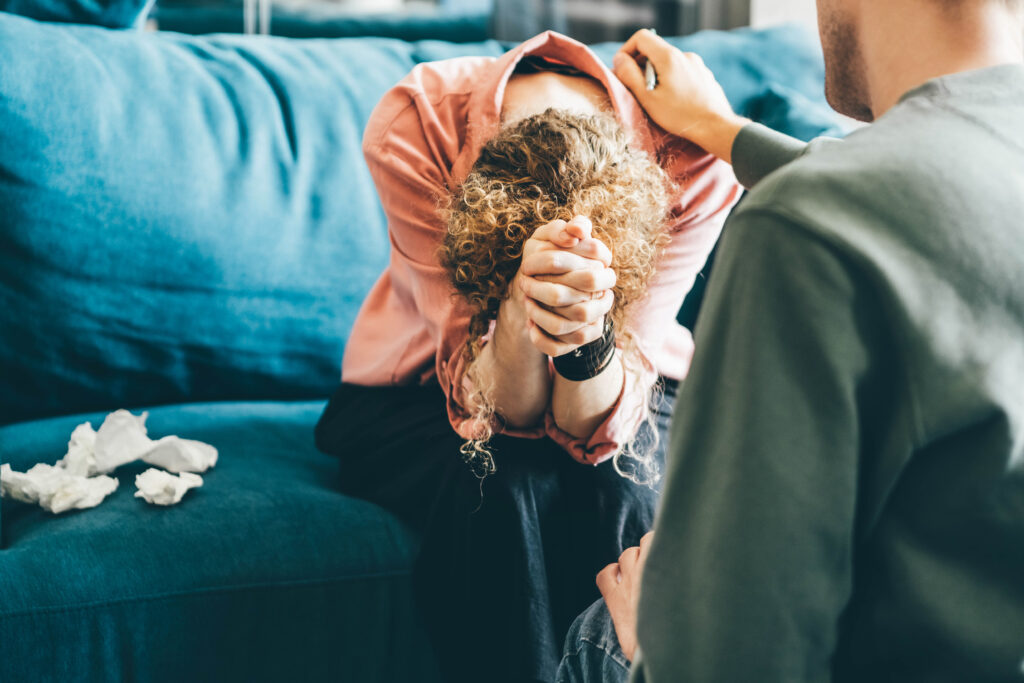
{"left": 730, "top": 123, "right": 810, "bottom": 189}
{"left": 631, "top": 205, "right": 897, "bottom": 682}
{"left": 612, "top": 28, "right": 811, "bottom": 187}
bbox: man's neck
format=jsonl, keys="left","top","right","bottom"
{"left": 861, "top": 1, "right": 1024, "bottom": 118}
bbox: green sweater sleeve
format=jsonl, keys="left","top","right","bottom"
{"left": 630, "top": 206, "right": 894, "bottom": 683}
{"left": 731, "top": 123, "right": 812, "bottom": 189}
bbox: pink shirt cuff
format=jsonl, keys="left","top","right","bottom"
{"left": 545, "top": 352, "right": 655, "bottom": 466}
{"left": 444, "top": 335, "right": 653, "bottom": 465}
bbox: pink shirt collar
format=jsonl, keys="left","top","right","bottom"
{"left": 452, "top": 30, "right": 658, "bottom": 184}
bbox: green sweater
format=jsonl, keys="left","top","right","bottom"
{"left": 633, "top": 63, "right": 1024, "bottom": 683}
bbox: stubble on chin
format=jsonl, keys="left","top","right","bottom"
{"left": 820, "top": 11, "right": 875, "bottom": 122}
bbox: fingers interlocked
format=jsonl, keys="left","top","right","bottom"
{"left": 518, "top": 215, "right": 616, "bottom": 357}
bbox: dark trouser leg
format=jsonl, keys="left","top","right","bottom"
{"left": 556, "top": 599, "right": 631, "bottom": 683}
{"left": 314, "top": 379, "right": 678, "bottom": 683}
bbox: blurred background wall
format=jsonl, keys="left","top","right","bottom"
{"left": 750, "top": 0, "right": 816, "bottom": 30}
{"left": 490, "top": 0, "right": 819, "bottom": 42}
{"left": 149, "top": 0, "right": 821, "bottom": 43}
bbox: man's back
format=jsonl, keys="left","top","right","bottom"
{"left": 635, "top": 63, "right": 1024, "bottom": 682}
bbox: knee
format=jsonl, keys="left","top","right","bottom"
{"left": 556, "top": 599, "right": 631, "bottom": 683}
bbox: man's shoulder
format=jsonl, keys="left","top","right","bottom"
{"left": 739, "top": 99, "right": 1023, "bottom": 258}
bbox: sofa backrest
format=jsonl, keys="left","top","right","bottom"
{"left": 0, "top": 13, "right": 840, "bottom": 426}
{"left": 0, "top": 0, "right": 151, "bottom": 27}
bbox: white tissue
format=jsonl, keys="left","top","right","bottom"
{"left": 134, "top": 468, "right": 203, "bottom": 506}
{"left": 55, "top": 409, "right": 218, "bottom": 476}
{"left": 56, "top": 422, "right": 99, "bottom": 477}
{"left": 141, "top": 436, "right": 218, "bottom": 473}
{"left": 92, "top": 410, "right": 156, "bottom": 474}
{"left": 2, "top": 409, "right": 218, "bottom": 514}
{"left": 0, "top": 463, "right": 118, "bottom": 514}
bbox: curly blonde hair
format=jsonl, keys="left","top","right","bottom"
{"left": 439, "top": 107, "right": 674, "bottom": 484}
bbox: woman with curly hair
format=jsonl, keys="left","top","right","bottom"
{"left": 314, "top": 30, "right": 740, "bottom": 683}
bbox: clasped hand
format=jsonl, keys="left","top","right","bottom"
{"left": 515, "top": 215, "right": 616, "bottom": 358}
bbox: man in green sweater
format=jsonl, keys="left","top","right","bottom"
{"left": 556, "top": 0, "right": 1024, "bottom": 681}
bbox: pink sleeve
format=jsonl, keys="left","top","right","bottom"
{"left": 362, "top": 84, "right": 548, "bottom": 444}
{"left": 544, "top": 149, "right": 743, "bottom": 466}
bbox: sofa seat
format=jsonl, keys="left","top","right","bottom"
{"left": 0, "top": 401, "right": 441, "bottom": 683}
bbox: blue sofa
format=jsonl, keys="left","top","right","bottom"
{"left": 0, "top": 7, "right": 841, "bottom": 680}
{"left": 150, "top": 0, "right": 493, "bottom": 41}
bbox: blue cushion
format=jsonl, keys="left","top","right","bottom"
{"left": 0, "top": 0, "right": 152, "bottom": 28}
{"left": 0, "top": 401, "right": 441, "bottom": 682}
{"left": 0, "top": 15, "right": 839, "bottom": 426}
{"left": 151, "top": 4, "right": 492, "bottom": 41}
{"left": 747, "top": 82, "right": 845, "bottom": 141}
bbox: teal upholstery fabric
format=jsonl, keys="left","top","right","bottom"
{"left": 0, "top": 401, "right": 441, "bottom": 682}
{"left": 0, "top": 14, "right": 838, "bottom": 428}
{"left": 152, "top": 5, "right": 491, "bottom": 41}
{"left": 0, "top": 0, "right": 151, "bottom": 27}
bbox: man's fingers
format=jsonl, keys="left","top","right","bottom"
{"left": 616, "top": 29, "right": 672, "bottom": 85}
{"left": 612, "top": 50, "right": 646, "bottom": 96}
{"left": 618, "top": 546, "right": 641, "bottom": 578}
{"left": 638, "top": 531, "right": 655, "bottom": 567}
{"left": 618, "top": 28, "right": 668, "bottom": 63}
{"left": 596, "top": 563, "right": 621, "bottom": 598}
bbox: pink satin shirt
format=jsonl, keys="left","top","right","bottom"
{"left": 341, "top": 30, "right": 742, "bottom": 465}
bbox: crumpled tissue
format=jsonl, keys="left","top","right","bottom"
{"left": 1, "top": 409, "right": 217, "bottom": 514}
{"left": 134, "top": 468, "right": 203, "bottom": 505}
{"left": 0, "top": 463, "right": 119, "bottom": 515}
{"left": 57, "top": 410, "right": 218, "bottom": 476}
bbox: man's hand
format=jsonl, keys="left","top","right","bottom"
{"left": 517, "top": 215, "right": 616, "bottom": 357}
{"left": 596, "top": 531, "right": 655, "bottom": 663}
{"left": 612, "top": 29, "right": 749, "bottom": 163}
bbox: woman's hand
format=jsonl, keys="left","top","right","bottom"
{"left": 516, "top": 216, "right": 616, "bottom": 357}
{"left": 612, "top": 29, "right": 749, "bottom": 163}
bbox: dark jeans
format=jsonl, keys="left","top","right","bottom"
{"left": 314, "top": 378, "right": 677, "bottom": 683}
{"left": 556, "top": 599, "right": 630, "bottom": 683}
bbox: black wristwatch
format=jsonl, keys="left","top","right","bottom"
{"left": 552, "top": 318, "right": 617, "bottom": 382}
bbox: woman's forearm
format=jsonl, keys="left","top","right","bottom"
{"left": 551, "top": 348, "right": 625, "bottom": 439}
{"left": 471, "top": 293, "right": 552, "bottom": 429}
